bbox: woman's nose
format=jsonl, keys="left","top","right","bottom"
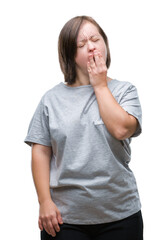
{"left": 87, "top": 41, "right": 96, "bottom": 52}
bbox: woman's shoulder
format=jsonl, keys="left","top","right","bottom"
{"left": 108, "top": 78, "right": 134, "bottom": 92}
{"left": 40, "top": 82, "right": 63, "bottom": 102}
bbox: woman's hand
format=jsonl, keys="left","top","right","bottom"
{"left": 87, "top": 50, "right": 108, "bottom": 89}
{"left": 38, "top": 199, "right": 63, "bottom": 237}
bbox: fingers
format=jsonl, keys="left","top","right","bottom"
{"left": 39, "top": 215, "right": 56, "bottom": 237}
{"left": 89, "top": 54, "right": 96, "bottom": 69}
{"left": 52, "top": 217, "right": 60, "bottom": 233}
{"left": 39, "top": 211, "right": 63, "bottom": 237}
{"left": 89, "top": 51, "right": 105, "bottom": 68}
{"left": 57, "top": 209, "right": 64, "bottom": 225}
{"left": 43, "top": 219, "right": 57, "bottom": 237}
{"left": 87, "top": 50, "right": 106, "bottom": 75}
{"left": 40, "top": 216, "right": 60, "bottom": 237}
{"left": 38, "top": 218, "right": 43, "bottom": 231}
{"left": 87, "top": 50, "right": 107, "bottom": 88}
{"left": 87, "top": 61, "right": 91, "bottom": 74}
{"left": 39, "top": 200, "right": 64, "bottom": 237}
{"left": 93, "top": 51, "right": 102, "bottom": 66}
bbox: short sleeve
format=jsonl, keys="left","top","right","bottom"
{"left": 24, "top": 95, "right": 51, "bottom": 147}
{"left": 120, "top": 84, "right": 142, "bottom": 138}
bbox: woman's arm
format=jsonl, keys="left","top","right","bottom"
{"left": 94, "top": 86, "right": 138, "bottom": 140}
{"left": 31, "top": 143, "right": 63, "bottom": 237}
{"left": 87, "top": 51, "right": 138, "bottom": 140}
{"left": 31, "top": 143, "right": 52, "bottom": 204}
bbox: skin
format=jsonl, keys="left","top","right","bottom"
{"left": 73, "top": 21, "right": 138, "bottom": 140}
{"left": 32, "top": 144, "right": 62, "bottom": 237}
{"left": 32, "top": 20, "right": 138, "bottom": 237}
{"left": 74, "top": 21, "right": 109, "bottom": 87}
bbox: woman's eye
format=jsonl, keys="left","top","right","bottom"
{"left": 92, "top": 38, "right": 99, "bottom": 42}
{"left": 78, "top": 44, "right": 84, "bottom": 48}
{"left": 77, "top": 38, "right": 99, "bottom": 48}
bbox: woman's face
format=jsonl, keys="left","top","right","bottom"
{"left": 75, "top": 21, "right": 107, "bottom": 76}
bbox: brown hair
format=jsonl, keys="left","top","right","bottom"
{"left": 58, "top": 16, "right": 111, "bottom": 85}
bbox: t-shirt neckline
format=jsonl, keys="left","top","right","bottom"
{"left": 60, "top": 79, "right": 114, "bottom": 89}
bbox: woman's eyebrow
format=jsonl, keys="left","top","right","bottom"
{"left": 78, "top": 34, "right": 99, "bottom": 42}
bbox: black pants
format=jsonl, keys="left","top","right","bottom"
{"left": 41, "top": 210, "right": 143, "bottom": 240}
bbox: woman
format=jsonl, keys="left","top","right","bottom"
{"left": 24, "top": 15, "right": 143, "bottom": 240}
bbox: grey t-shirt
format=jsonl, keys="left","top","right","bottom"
{"left": 24, "top": 79, "right": 142, "bottom": 224}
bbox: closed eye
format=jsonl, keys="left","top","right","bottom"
{"left": 92, "top": 38, "right": 99, "bottom": 42}
{"left": 78, "top": 44, "right": 85, "bottom": 48}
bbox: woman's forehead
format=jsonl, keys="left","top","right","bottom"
{"left": 77, "top": 22, "right": 100, "bottom": 41}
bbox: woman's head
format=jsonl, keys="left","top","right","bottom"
{"left": 58, "top": 16, "right": 111, "bottom": 85}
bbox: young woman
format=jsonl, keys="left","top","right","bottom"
{"left": 24, "top": 15, "right": 143, "bottom": 240}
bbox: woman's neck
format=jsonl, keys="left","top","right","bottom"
{"left": 65, "top": 75, "right": 113, "bottom": 87}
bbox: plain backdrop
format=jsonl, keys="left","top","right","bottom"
{"left": 0, "top": 0, "right": 167, "bottom": 239}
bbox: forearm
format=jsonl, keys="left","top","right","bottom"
{"left": 31, "top": 144, "right": 52, "bottom": 204}
{"left": 94, "top": 85, "right": 137, "bottom": 140}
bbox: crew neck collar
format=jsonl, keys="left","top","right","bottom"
{"left": 60, "top": 82, "right": 93, "bottom": 89}
{"left": 60, "top": 79, "right": 114, "bottom": 89}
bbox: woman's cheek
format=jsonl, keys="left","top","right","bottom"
{"left": 75, "top": 52, "right": 88, "bottom": 68}
{"left": 101, "top": 44, "right": 107, "bottom": 62}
